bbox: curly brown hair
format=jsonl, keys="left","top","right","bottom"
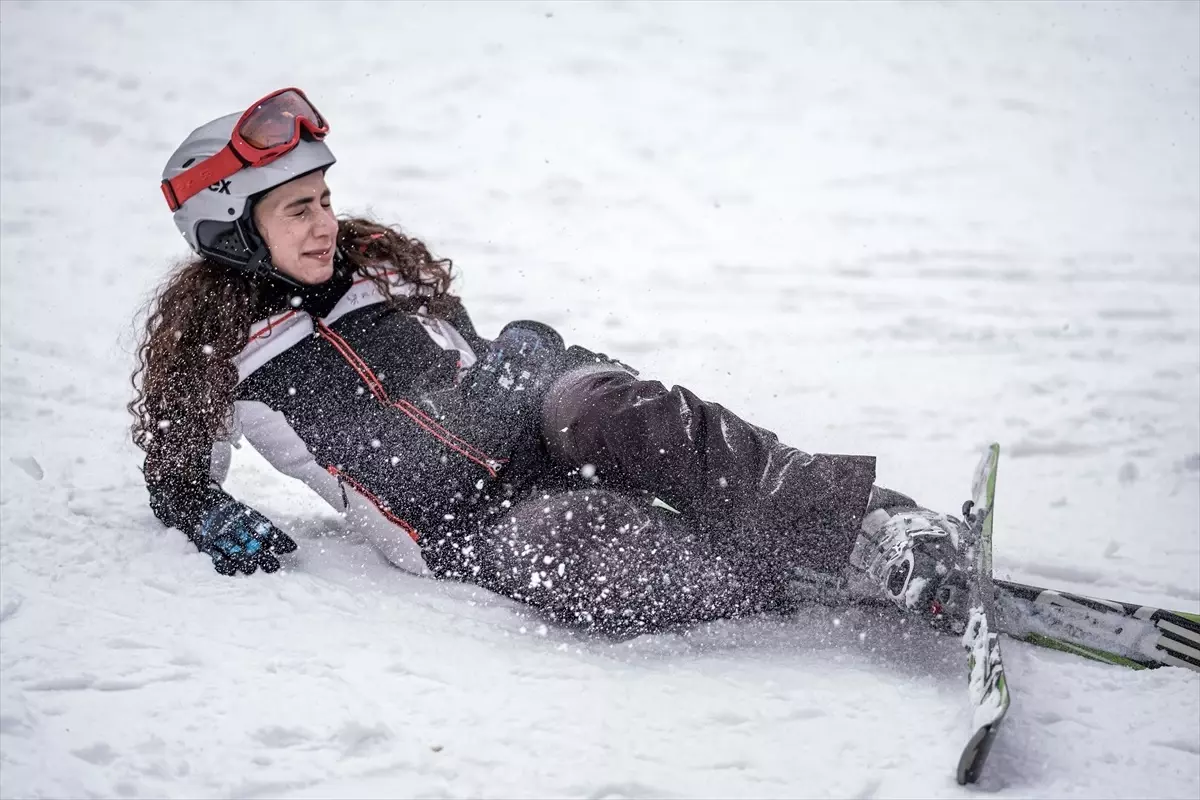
{"left": 128, "top": 217, "right": 458, "bottom": 455}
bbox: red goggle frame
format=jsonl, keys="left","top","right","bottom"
{"left": 161, "top": 87, "right": 329, "bottom": 212}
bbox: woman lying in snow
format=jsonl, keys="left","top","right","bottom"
{"left": 132, "top": 87, "right": 968, "bottom": 637}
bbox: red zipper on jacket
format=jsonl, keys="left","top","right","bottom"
{"left": 326, "top": 465, "right": 420, "bottom": 543}
{"left": 315, "top": 319, "right": 502, "bottom": 477}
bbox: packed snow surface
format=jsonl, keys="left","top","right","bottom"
{"left": 2, "top": 1, "right": 1198, "bottom": 797}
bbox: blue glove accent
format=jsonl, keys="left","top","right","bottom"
{"left": 195, "top": 499, "right": 297, "bottom": 576}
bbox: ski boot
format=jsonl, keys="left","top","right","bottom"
{"left": 848, "top": 486, "right": 971, "bottom": 631}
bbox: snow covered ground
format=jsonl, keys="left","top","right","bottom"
{"left": 2, "top": 0, "right": 1198, "bottom": 796}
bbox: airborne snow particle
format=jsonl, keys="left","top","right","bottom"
{"left": 201, "top": 344, "right": 214, "bottom": 355}
{"left": 580, "top": 463, "right": 597, "bottom": 480}
{"left": 390, "top": 456, "right": 400, "bottom": 466}
{"left": 289, "top": 295, "right": 303, "bottom": 307}
{"left": 157, "top": 419, "right": 172, "bottom": 429}
{"left": 288, "top": 387, "right": 297, "bottom": 396}
{"left": 370, "top": 439, "right": 381, "bottom": 449}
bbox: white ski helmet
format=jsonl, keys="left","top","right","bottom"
{"left": 161, "top": 111, "right": 336, "bottom": 278}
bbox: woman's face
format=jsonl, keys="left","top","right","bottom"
{"left": 252, "top": 170, "right": 338, "bottom": 284}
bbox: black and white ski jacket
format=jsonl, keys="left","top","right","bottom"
{"left": 144, "top": 264, "right": 881, "bottom": 585}
{"left": 143, "top": 265, "right": 564, "bottom": 576}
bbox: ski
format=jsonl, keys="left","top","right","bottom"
{"left": 792, "top": 575, "right": 1200, "bottom": 675}
{"left": 993, "top": 579, "right": 1200, "bottom": 673}
{"left": 792, "top": 571, "right": 1200, "bottom": 675}
{"left": 788, "top": 512, "right": 1200, "bottom": 675}
{"left": 955, "top": 443, "right": 1009, "bottom": 785}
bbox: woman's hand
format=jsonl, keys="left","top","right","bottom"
{"left": 194, "top": 499, "right": 298, "bottom": 576}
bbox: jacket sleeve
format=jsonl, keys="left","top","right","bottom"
{"left": 441, "top": 296, "right": 490, "bottom": 354}
{"left": 142, "top": 424, "right": 236, "bottom": 542}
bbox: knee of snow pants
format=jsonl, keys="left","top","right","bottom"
{"left": 475, "top": 489, "right": 772, "bottom": 637}
{"left": 540, "top": 367, "right": 878, "bottom": 579}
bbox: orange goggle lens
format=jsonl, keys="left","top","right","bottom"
{"left": 238, "top": 89, "right": 327, "bottom": 151}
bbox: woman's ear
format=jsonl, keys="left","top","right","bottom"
{"left": 250, "top": 200, "right": 266, "bottom": 242}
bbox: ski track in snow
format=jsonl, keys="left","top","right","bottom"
{"left": 2, "top": 1, "right": 1198, "bottom": 797}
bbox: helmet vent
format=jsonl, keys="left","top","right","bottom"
{"left": 181, "top": 157, "right": 196, "bottom": 168}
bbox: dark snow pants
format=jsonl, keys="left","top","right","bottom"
{"left": 469, "top": 366, "right": 878, "bottom": 637}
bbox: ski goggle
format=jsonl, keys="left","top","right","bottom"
{"left": 161, "top": 87, "right": 329, "bottom": 212}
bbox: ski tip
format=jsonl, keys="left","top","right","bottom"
{"left": 955, "top": 723, "right": 1000, "bottom": 785}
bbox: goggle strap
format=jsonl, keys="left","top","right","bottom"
{"left": 161, "top": 144, "right": 246, "bottom": 211}
{"left": 161, "top": 179, "right": 181, "bottom": 212}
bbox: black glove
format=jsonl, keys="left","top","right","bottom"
{"left": 466, "top": 320, "right": 565, "bottom": 395}
{"left": 412, "top": 321, "right": 567, "bottom": 453}
{"left": 194, "top": 498, "right": 297, "bottom": 576}
{"left": 410, "top": 320, "right": 638, "bottom": 480}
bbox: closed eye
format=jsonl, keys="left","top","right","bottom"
{"left": 283, "top": 190, "right": 332, "bottom": 217}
